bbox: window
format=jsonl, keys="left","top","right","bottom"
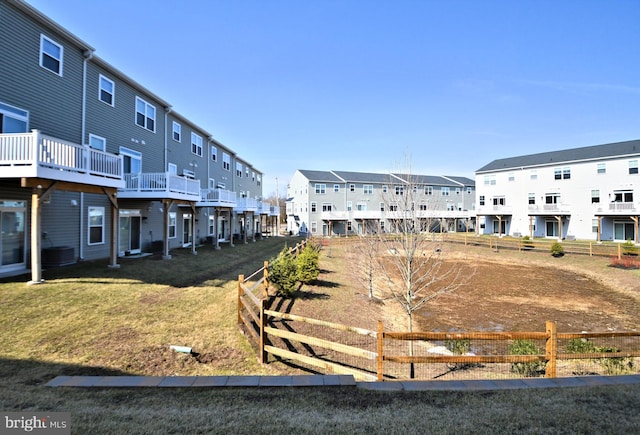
{"left": 211, "top": 145, "right": 217, "bottom": 161}
{"left": 613, "top": 191, "right": 633, "bottom": 203}
{"left": 484, "top": 175, "right": 496, "bottom": 185}
{"left": 168, "top": 212, "right": 176, "bottom": 238}
{"left": 592, "top": 219, "right": 599, "bottom": 233}
{"left": 315, "top": 184, "right": 326, "bottom": 194}
{"left": 40, "top": 34, "right": 63, "bottom": 75}
{"left": 208, "top": 215, "right": 215, "bottom": 236}
{"left": 528, "top": 193, "right": 535, "bottom": 205}
{"left": 492, "top": 197, "right": 506, "bottom": 206}
{"left": 530, "top": 170, "right": 537, "bottom": 180}
{"left": 350, "top": 184, "right": 355, "bottom": 192}
{"left": 356, "top": 202, "right": 367, "bottom": 211}
{"left": 347, "top": 201, "right": 352, "bottom": 211}
{"left": 135, "top": 97, "right": 155, "bottom": 131}
{"left": 545, "top": 194, "right": 560, "bottom": 204}
{"left": 208, "top": 178, "right": 215, "bottom": 189}
{"left": 322, "top": 203, "right": 332, "bottom": 212}
{"left": 0, "top": 101, "right": 29, "bottom": 133}
{"left": 479, "top": 195, "right": 485, "bottom": 206}
{"left": 334, "top": 184, "right": 340, "bottom": 193}
{"left": 311, "top": 202, "right": 317, "bottom": 212}
{"left": 379, "top": 202, "right": 385, "bottom": 211}
{"left": 441, "top": 187, "right": 450, "bottom": 196}
{"left": 88, "top": 134, "right": 105, "bottom": 151}
{"left": 424, "top": 186, "right": 433, "bottom": 195}
{"left": 597, "top": 163, "right": 606, "bottom": 174}
{"left": 252, "top": 171, "right": 255, "bottom": 182}
{"left": 554, "top": 168, "right": 562, "bottom": 180}
{"left": 455, "top": 188, "right": 461, "bottom": 195}
{"left": 347, "top": 221, "right": 352, "bottom": 231}
{"left": 222, "top": 152, "right": 230, "bottom": 170}
{"left": 412, "top": 185, "right": 419, "bottom": 194}
{"left": 382, "top": 185, "right": 388, "bottom": 193}
{"left": 388, "top": 204, "right": 398, "bottom": 211}
{"left": 363, "top": 184, "right": 373, "bottom": 194}
{"left": 629, "top": 160, "right": 638, "bottom": 175}
{"left": 168, "top": 163, "right": 177, "bottom": 175}
{"left": 419, "top": 203, "right": 428, "bottom": 211}
{"left": 99, "top": 75, "right": 114, "bottom": 106}
{"left": 508, "top": 172, "right": 515, "bottom": 182}
{"left": 172, "top": 122, "right": 181, "bottom": 142}
{"left": 466, "top": 187, "right": 472, "bottom": 195}
{"left": 395, "top": 185, "right": 404, "bottom": 195}
{"left": 311, "top": 222, "right": 317, "bottom": 233}
{"left": 591, "top": 190, "right": 600, "bottom": 203}
{"left": 88, "top": 207, "right": 104, "bottom": 245}
{"left": 257, "top": 174, "right": 261, "bottom": 186}
{"left": 563, "top": 167, "right": 571, "bottom": 179}
{"left": 236, "top": 162, "right": 243, "bottom": 177}
{"left": 191, "top": 133, "right": 203, "bottom": 156}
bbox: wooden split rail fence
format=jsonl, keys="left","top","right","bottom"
{"left": 237, "top": 240, "right": 640, "bottom": 381}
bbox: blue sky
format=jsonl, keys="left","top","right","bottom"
{"left": 27, "top": 0, "right": 640, "bottom": 197}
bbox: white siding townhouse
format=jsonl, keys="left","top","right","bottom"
{"left": 475, "top": 140, "right": 640, "bottom": 243}
{"left": 0, "top": 0, "right": 278, "bottom": 283}
{"left": 287, "top": 170, "right": 475, "bottom": 236}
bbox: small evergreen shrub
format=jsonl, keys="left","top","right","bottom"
{"left": 509, "top": 339, "right": 546, "bottom": 377}
{"left": 269, "top": 248, "right": 299, "bottom": 298}
{"left": 521, "top": 236, "right": 534, "bottom": 249}
{"left": 296, "top": 243, "right": 320, "bottom": 284}
{"left": 445, "top": 338, "right": 477, "bottom": 371}
{"left": 566, "top": 339, "right": 635, "bottom": 375}
{"left": 622, "top": 240, "right": 638, "bottom": 256}
{"left": 550, "top": 241, "right": 564, "bottom": 257}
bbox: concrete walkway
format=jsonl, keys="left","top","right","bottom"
{"left": 46, "top": 374, "right": 640, "bottom": 390}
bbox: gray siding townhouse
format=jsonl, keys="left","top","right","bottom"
{"left": 476, "top": 140, "right": 640, "bottom": 242}
{"left": 0, "top": 0, "right": 276, "bottom": 283}
{"left": 286, "top": 170, "right": 475, "bottom": 236}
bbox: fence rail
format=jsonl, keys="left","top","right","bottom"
{"left": 237, "top": 239, "right": 639, "bottom": 381}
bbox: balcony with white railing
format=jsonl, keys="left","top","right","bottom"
{"left": 118, "top": 172, "right": 201, "bottom": 201}
{"left": 352, "top": 210, "right": 382, "bottom": 220}
{"left": 0, "top": 130, "right": 124, "bottom": 188}
{"left": 269, "top": 205, "right": 280, "bottom": 217}
{"left": 593, "top": 201, "right": 639, "bottom": 215}
{"left": 476, "top": 205, "right": 514, "bottom": 215}
{"left": 321, "top": 210, "right": 348, "bottom": 221}
{"left": 197, "top": 188, "right": 237, "bottom": 207}
{"left": 527, "top": 203, "right": 571, "bottom": 215}
{"left": 236, "top": 197, "right": 258, "bottom": 212}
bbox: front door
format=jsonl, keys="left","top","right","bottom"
{"left": 182, "top": 214, "right": 192, "bottom": 247}
{"left": 119, "top": 210, "right": 141, "bottom": 255}
{"left": 0, "top": 201, "right": 26, "bottom": 272}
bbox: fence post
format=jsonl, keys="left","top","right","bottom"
{"left": 589, "top": 242, "right": 593, "bottom": 257}
{"left": 260, "top": 298, "right": 267, "bottom": 364}
{"left": 545, "top": 320, "right": 557, "bottom": 378}
{"left": 263, "top": 260, "right": 269, "bottom": 298}
{"left": 377, "top": 321, "right": 384, "bottom": 381}
{"left": 238, "top": 274, "right": 244, "bottom": 325}
{"left": 618, "top": 243, "right": 622, "bottom": 260}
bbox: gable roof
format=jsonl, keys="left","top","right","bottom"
{"left": 477, "top": 139, "right": 640, "bottom": 173}
{"left": 330, "top": 170, "right": 399, "bottom": 184}
{"left": 297, "top": 170, "right": 344, "bottom": 183}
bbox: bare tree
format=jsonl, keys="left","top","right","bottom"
{"left": 347, "top": 220, "right": 380, "bottom": 300}
{"left": 373, "top": 160, "right": 473, "bottom": 378}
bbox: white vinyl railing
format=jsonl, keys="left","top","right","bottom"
{"left": 122, "top": 172, "right": 200, "bottom": 197}
{"left": 200, "top": 188, "right": 237, "bottom": 204}
{"left": 0, "top": 130, "right": 123, "bottom": 179}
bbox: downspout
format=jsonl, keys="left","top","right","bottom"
{"left": 80, "top": 50, "right": 94, "bottom": 260}
{"left": 164, "top": 106, "right": 172, "bottom": 171}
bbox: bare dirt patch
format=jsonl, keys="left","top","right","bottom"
{"left": 285, "top": 240, "right": 640, "bottom": 334}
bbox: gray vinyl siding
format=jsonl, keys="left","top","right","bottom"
{"left": 41, "top": 190, "right": 81, "bottom": 256}
{"left": 85, "top": 61, "right": 166, "bottom": 172}
{"left": 0, "top": 1, "right": 83, "bottom": 141}
{"left": 166, "top": 115, "right": 208, "bottom": 181}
